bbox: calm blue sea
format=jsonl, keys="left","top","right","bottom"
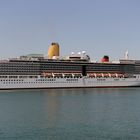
{"left": 0, "top": 88, "right": 140, "bottom": 140}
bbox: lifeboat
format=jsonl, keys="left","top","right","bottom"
{"left": 53, "top": 73, "right": 63, "bottom": 78}
{"left": 96, "top": 73, "right": 102, "bottom": 78}
{"left": 73, "top": 73, "right": 82, "bottom": 78}
{"left": 110, "top": 73, "right": 123, "bottom": 78}
{"left": 103, "top": 74, "right": 110, "bottom": 78}
{"left": 88, "top": 73, "right": 95, "bottom": 78}
{"left": 41, "top": 72, "right": 53, "bottom": 77}
{"left": 110, "top": 73, "right": 117, "bottom": 78}
{"left": 64, "top": 73, "right": 73, "bottom": 78}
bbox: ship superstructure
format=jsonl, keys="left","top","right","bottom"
{"left": 0, "top": 43, "right": 140, "bottom": 89}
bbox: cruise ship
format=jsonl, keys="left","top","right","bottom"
{"left": 0, "top": 42, "right": 140, "bottom": 89}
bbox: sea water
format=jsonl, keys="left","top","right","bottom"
{"left": 0, "top": 88, "right": 140, "bottom": 140}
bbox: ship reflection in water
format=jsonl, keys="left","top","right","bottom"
{"left": 0, "top": 88, "right": 140, "bottom": 139}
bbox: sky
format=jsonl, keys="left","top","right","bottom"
{"left": 0, "top": 0, "right": 140, "bottom": 61}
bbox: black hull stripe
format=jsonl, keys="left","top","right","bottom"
{"left": 0, "top": 86, "right": 140, "bottom": 90}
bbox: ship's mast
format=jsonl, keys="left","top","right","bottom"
{"left": 124, "top": 50, "right": 129, "bottom": 60}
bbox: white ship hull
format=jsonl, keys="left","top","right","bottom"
{"left": 1, "top": 42, "right": 140, "bottom": 90}
{"left": 0, "top": 75, "right": 140, "bottom": 89}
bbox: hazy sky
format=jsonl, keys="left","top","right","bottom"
{"left": 0, "top": 0, "right": 140, "bottom": 61}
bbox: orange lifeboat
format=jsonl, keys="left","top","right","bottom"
{"left": 41, "top": 72, "right": 53, "bottom": 77}
{"left": 110, "top": 73, "right": 116, "bottom": 78}
{"left": 96, "top": 73, "right": 102, "bottom": 78}
{"left": 104, "top": 74, "right": 109, "bottom": 78}
{"left": 88, "top": 73, "right": 95, "bottom": 77}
